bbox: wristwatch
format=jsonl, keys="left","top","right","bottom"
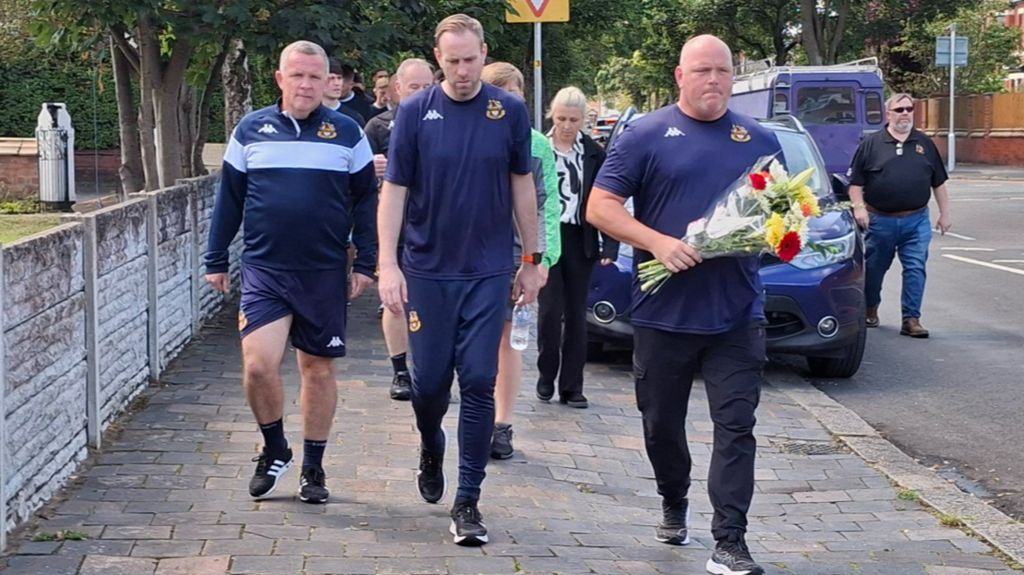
{"left": 522, "top": 252, "right": 543, "bottom": 265}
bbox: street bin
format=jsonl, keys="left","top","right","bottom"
{"left": 36, "top": 102, "right": 76, "bottom": 211}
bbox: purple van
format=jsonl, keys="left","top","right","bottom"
{"left": 729, "top": 58, "right": 886, "bottom": 176}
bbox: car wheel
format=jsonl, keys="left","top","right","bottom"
{"left": 806, "top": 318, "right": 866, "bottom": 378}
{"left": 586, "top": 341, "right": 605, "bottom": 362}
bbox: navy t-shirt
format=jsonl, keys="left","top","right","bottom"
{"left": 594, "top": 106, "right": 781, "bottom": 334}
{"left": 385, "top": 83, "right": 532, "bottom": 279}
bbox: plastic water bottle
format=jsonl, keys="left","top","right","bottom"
{"left": 510, "top": 302, "right": 534, "bottom": 351}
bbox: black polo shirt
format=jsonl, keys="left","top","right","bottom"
{"left": 848, "top": 126, "right": 948, "bottom": 213}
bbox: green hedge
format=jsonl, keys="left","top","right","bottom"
{"left": 0, "top": 55, "right": 227, "bottom": 150}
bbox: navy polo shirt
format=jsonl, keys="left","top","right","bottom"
{"left": 594, "top": 105, "right": 781, "bottom": 334}
{"left": 848, "top": 127, "right": 947, "bottom": 213}
{"left": 385, "top": 83, "right": 532, "bottom": 280}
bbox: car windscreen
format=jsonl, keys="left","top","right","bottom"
{"left": 774, "top": 130, "right": 828, "bottom": 197}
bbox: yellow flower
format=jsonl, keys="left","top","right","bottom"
{"left": 765, "top": 212, "right": 786, "bottom": 247}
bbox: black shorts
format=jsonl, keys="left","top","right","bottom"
{"left": 239, "top": 263, "right": 349, "bottom": 357}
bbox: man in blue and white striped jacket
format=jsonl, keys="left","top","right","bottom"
{"left": 204, "top": 40, "right": 377, "bottom": 505}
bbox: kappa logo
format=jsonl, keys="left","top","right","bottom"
{"left": 257, "top": 123, "right": 278, "bottom": 135}
{"left": 664, "top": 127, "right": 685, "bottom": 138}
{"left": 423, "top": 109, "right": 444, "bottom": 121}
{"left": 326, "top": 336, "right": 344, "bottom": 348}
{"left": 387, "top": 120, "right": 395, "bottom": 130}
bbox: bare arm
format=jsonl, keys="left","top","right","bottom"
{"left": 378, "top": 181, "right": 408, "bottom": 313}
{"left": 510, "top": 172, "right": 542, "bottom": 303}
{"left": 848, "top": 184, "right": 869, "bottom": 229}
{"left": 933, "top": 183, "right": 952, "bottom": 233}
{"left": 587, "top": 187, "right": 700, "bottom": 272}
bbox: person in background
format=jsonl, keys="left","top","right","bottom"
{"left": 536, "top": 86, "right": 618, "bottom": 410}
{"left": 324, "top": 58, "right": 366, "bottom": 127}
{"left": 480, "top": 61, "right": 562, "bottom": 460}
{"left": 364, "top": 58, "right": 435, "bottom": 401}
{"left": 848, "top": 93, "right": 952, "bottom": 338}
{"left": 371, "top": 74, "right": 392, "bottom": 116}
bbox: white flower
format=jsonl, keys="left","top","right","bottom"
{"left": 768, "top": 159, "right": 789, "bottom": 184}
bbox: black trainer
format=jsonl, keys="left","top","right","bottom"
{"left": 655, "top": 499, "right": 690, "bottom": 545}
{"left": 450, "top": 501, "right": 488, "bottom": 546}
{"left": 417, "top": 428, "right": 447, "bottom": 503}
{"left": 248, "top": 447, "right": 293, "bottom": 499}
{"left": 389, "top": 372, "right": 412, "bottom": 401}
{"left": 536, "top": 378, "right": 554, "bottom": 401}
{"left": 490, "top": 423, "right": 514, "bottom": 460}
{"left": 706, "top": 535, "right": 765, "bottom": 575}
{"left": 299, "top": 465, "right": 329, "bottom": 504}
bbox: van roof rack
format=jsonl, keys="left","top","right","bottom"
{"left": 733, "top": 57, "right": 882, "bottom": 93}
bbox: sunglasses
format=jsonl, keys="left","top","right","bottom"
{"left": 890, "top": 106, "right": 914, "bottom": 114}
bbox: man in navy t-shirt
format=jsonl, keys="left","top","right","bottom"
{"left": 378, "top": 14, "right": 542, "bottom": 547}
{"left": 589, "top": 35, "right": 779, "bottom": 575}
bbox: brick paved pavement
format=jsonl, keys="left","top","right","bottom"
{"left": 1, "top": 298, "right": 1019, "bottom": 574}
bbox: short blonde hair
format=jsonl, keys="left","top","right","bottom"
{"left": 278, "top": 40, "right": 328, "bottom": 74}
{"left": 435, "top": 14, "right": 485, "bottom": 46}
{"left": 482, "top": 62, "right": 524, "bottom": 91}
{"left": 547, "top": 86, "right": 588, "bottom": 118}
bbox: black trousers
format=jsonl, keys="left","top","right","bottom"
{"left": 537, "top": 224, "right": 597, "bottom": 397}
{"left": 633, "top": 324, "right": 765, "bottom": 542}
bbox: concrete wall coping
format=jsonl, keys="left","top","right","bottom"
{"left": 0, "top": 138, "right": 37, "bottom": 157}
{"left": 2, "top": 221, "right": 82, "bottom": 248}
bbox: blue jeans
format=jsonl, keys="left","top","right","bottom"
{"left": 864, "top": 208, "right": 932, "bottom": 319}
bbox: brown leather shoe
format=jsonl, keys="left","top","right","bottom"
{"left": 900, "top": 318, "right": 929, "bottom": 338}
{"left": 865, "top": 306, "right": 879, "bottom": 328}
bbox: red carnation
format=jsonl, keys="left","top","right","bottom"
{"left": 776, "top": 231, "right": 802, "bottom": 262}
{"left": 749, "top": 172, "right": 767, "bottom": 190}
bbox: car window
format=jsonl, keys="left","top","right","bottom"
{"left": 774, "top": 130, "right": 828, "bottom": 196}
{"left": 773, "top": 92, "right": 789, "bottom": 115}
{"left": 796, "top": 86, "right": 856, "bottom": 125}
{"left": 865, "top": 92, "right": 883, "bottom": 124}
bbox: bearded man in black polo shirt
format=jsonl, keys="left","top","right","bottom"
{"left": 847, "top": 93, "right": 952, "bottom": 338}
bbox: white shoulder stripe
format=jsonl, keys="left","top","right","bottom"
{"left": 245, "top": 140, "right": 359, "bottom": 173}
{"left": 224, "top": 132, "right": 247, "bottom": 173}
{"left": 349, "top": 134, "right": 373, "bottom": 173}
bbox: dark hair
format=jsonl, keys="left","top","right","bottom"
{"left": 328, "top": 57, "right": 343, "bottom": 76}
{"left": 340, "top": 64, "right": 356, "bottom": 81}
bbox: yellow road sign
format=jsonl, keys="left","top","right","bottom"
{"left": 506, "top": 0, "right": 569, "bottom": 23}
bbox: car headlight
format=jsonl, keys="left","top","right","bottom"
{"left": 788, "top": 231, "right": 856, "bottom": 270}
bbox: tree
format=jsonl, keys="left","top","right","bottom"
{"left": 800, "top": 0, "right": 853, "bottom": 65}
{"left": 688, "top": 0, "right": 801, "bottom": 65}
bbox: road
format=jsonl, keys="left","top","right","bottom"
{"left": 770, "top": 175, "right": 1024, "bottom": 520}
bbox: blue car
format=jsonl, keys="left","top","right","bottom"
{"left": 586, "top": 113, "right": 866, "bottom": 378}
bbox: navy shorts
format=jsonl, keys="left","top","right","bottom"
{"left": 238, "top": 264, "right": 349, "bottom": 358}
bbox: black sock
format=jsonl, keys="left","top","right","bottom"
{"left": 390, "top": 352, "right": 408, "bottom": 375}
{"left": 258, "top": 419, "right": 288, "bottom": 456}
{"left": 303, "top": 439, "right": 328, "bottom": 469}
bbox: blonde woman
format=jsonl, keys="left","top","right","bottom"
{"left": 537, "top": 87, "right": 618, "bottom": 408}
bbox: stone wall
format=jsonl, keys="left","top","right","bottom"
{"left": 0, "top": 173, "right": 238, "bottom": 545}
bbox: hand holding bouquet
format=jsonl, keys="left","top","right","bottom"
{"left": 639, "top": 155, "right": 846, "bottom": 293}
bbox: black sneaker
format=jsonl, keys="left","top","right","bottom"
{"left": 655, "top": 499, "right": 690, "bottom": 545}
{"left": 248, "top": 448, "right": 293, "bottom": 499}
{"left": 299, "top": 465, "right": 329, "bottom": 504}
{"left": 536, "top": 378, "right": 554, "bottom": 401}
{"left": 490, "top": 423, "right": 514, "bottom": 460}
{"left": 417, "top": 428, "right": 447, "bottom": 503}
{"left": 706, "top": 536, "right": 765, "bottom": 575}
{"left": 449, "top": 501, "right": 488, "bottom": 546}
{"left": 559, "top": 393, "right": 589, "bottom": 409}
{"left": 389, "top": 371, "right": 412, "bottom": 401}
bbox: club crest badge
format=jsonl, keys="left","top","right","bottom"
{"left": 317, "top": 121, "right": 337, "bottom": 139}
{"left": 486, "top": 99, "right": 506, "bottom": 120}
{"left": 408, "top": 310, "right": 422, "bottom": 332}
{"left": 730, "top": 124, "right": 751, "bottom": 143}
{"left": 238, "top": 310, "right": 248, "bottom": 332}
{"left": 916, "top": 144, "right": 925, "bottom": 155}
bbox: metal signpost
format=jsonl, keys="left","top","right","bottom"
{"left": 935, "top": 26, "right": 969, "bottom": 172}
{"left": 506, "top": 0, "right": 570, "bottom": 129}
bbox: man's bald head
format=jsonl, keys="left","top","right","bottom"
{"left": 674, "top": 34, "right": 734, "bottom": 121}
{"left": 679, "top": 34, "right": 732, "bottom": 67}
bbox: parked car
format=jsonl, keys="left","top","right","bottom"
{"left": 586, "top": 111, "right": 866, "bottom": 378}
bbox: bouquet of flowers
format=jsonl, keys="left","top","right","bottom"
{"left": 638, "top": 155, "right": 846, "bottom": 293}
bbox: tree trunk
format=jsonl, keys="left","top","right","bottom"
{"left": 800, "top": 0, "right": 823, "bottom": 65}
{"left": 222, "top": 38, "right": 252, "bottom": 138}
{"left": 136, "top": 17, "right": 161, "bottom": 190}
{"left": 110, "top": 37, "right": 144, "bottom": 196}
{"left": 193, "top": 41, "right": 230, "bottom": 176}
{"left": 177, "top": 84, "right": 196, "bottom": 179}
{"left": 825, "top": 0, "right": 850, "bottom": 65}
